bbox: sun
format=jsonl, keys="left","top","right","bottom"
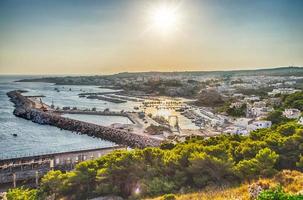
{"left": 149, "top": 3, "right": 180, "bottom": 34}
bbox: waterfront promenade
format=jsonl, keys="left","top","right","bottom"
{"left": 6, "top": 90, "right": 162, "bottom": 149}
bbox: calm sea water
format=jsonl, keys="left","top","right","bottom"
{"left": 0, "top": 75, "right": 139, "bottom": 160}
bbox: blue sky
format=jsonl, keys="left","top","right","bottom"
{"left": 0, "top": 0, "right": 302, "bottom": 74}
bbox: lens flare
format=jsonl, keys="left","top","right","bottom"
{"left": 149, "top": 3, "right": 181, "bottom": 34}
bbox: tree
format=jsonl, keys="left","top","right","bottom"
{"left": 255, "top": 148, "right": 279, "bottom": 177}
{"left": 187, "top": 152, "right": 236, "bottom": 187}
{"left": 266, "top": 110, "right": 288, "bottom": 125}
{"left": 283, "top": 92, "right": 303, "bottom": 111}
{"left": 236, "top": 148, "right": 279, "bottom": 179}
{"left": 226, "top": 104, "right": 247, "bottom": 117}
{"left": 40, "top": 170, "right": 69, "bottom": 198}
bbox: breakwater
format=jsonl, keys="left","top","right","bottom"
{"left": 7, "top": 90, "right": 162, "bottom": 148}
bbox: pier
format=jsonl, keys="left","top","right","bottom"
{"left": 6, "top": 90, "right": 162, "bottom": 149}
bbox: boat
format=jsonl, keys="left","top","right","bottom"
{"left": 12, "top": 133, "right": 18, "bottom": 137}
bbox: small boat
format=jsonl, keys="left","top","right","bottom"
{"left": 12, "top": 133, "right": 18, "bottom": 137}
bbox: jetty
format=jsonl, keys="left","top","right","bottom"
{"left": 6, "top": 90, "right": 162, "bottom": 149}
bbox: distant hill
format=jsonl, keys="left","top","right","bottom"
{"left": 16, "top": 66, "right": 303, "bottom": 85}
{"left": 113, "top": 66, "right": 303, "bottom": 77}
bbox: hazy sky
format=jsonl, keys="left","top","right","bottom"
{"left": 0, "top": 0, "right": 303, "bottom": 75}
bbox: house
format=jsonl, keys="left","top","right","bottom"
{"left": 223, "top": 126, "right": 248, "bottom": 135}
{"left": 283, "top": 109, "right": 301, "bottom": 119}
{"left": 247, "top": 120, "right": 272, "bottom": 132}
{"left": 298, "top": 117, "right": 303, "bottom": 125}
{"left": 244, "top": 95, "right": 260, "bottom": 102}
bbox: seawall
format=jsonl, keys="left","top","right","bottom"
{"left": 7, "top": 90, "right": 162, "bottom": 148}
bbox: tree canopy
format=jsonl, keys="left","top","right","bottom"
{"left": 7, "top": 121, "right": 303, "bottom": 200}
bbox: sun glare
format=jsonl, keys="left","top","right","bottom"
{"left": 149, "top": 3, "right": 180, "bottom": 34}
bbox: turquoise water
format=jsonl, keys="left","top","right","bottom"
{"left": 0, "top": 76, "right": 137, "bottom": 160}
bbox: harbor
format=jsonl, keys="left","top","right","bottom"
{"left": 7, "top": 90, "right": 162, "bottom": 148}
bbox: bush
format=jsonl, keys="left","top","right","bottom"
{"left": 6, "top": 187, "right": 38, "bottom": 200}
{"left": 162, "top": 193, "right": 176, "bottom": 200}
{"left": 257, "top": 186, "right": 303, "bottom": 200}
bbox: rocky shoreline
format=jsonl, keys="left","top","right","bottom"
{"left": 7, "top": 90, "right": 162, "bottom": 148}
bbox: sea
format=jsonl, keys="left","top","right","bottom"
{"left": 0, "top": 75, "right": 138, "bottom": 160}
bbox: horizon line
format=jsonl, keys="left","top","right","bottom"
{"left": 0, "top": 66, "right": 301, "bottom": 76}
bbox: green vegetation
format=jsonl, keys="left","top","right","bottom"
{"left": 162, "top": 194, "right": 176, "bottom": 200}
{"left": 283, "top": 91, "right": 303, "bottom": 111}
{"left": 236, "top": 87, "right": 273, "bottom": 98}
{"left": 6, "top": 187, "right": 38, "bottom": 200}
{"left": 266, "top": 110, "right": 290, "bottom": 125}
{"left": 6, "top": 121, "right": 303, "bottom": 199}
{"left": 257, "top": 186, "right": 303, "bottom": 200}
{"left": 152, "top": 170, "right": 303, "bottom": 200}
{"left": 226, "top": 104, "right": 247, "bottom": 117}
{"left": 120, "top": 79, "right": 201, "bottom": 97}
{"left": 265, "top": 91, "right": 303, "bottom": 125}
{"left": 195, "top": 89, "right": 225, "bottom": 107}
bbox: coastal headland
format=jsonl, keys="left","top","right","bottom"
{"left": 6, "top": 90, "right": 162, "bottom": 148}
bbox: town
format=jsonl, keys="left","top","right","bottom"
{"left": 17, "top": 67, "right": 303, "bottom": 141}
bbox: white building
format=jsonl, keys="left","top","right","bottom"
{"left": 268, "top": 88, "right": 301, "bottom": 96}
{"left": 247, "top": 121, "right": 272, "bottom": 132}
{"left": 283, "top": 109, "right": 301, "bottom": 119}
{"left": 298, "top": 117, "right": 303, "bottom": 125}
{"left": 244, "top": 95, "right": 260, "bottom": 102}
{"left": 224, "top": 126, "right": 248, "bottom": 135}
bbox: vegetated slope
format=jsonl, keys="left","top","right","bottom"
{"left": 6, "top": 121, "right": 303, "bottom": 200}
{"left": 148, "top": 170, "right": 303, "bottom": 200}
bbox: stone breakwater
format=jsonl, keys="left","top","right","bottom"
{"left": 7, "top": 90, "right": 162, "bottom": 148}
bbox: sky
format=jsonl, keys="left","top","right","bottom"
{"left": 0, "top": 0, "right": 303, "bottom": 75}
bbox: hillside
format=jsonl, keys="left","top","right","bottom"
{"left": 149, "top": 170, "right": 303, "bottom": 200}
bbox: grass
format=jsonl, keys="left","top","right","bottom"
{"left": 147, "top": 170, "right": 303, "bottom": 200}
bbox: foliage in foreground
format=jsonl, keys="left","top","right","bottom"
{"left": 6, "top": 121, "right": 303, "bottom": 200}
{"left": 257, "top": 187, "right": 303, "bottom": 200}
{"left": 151, "top": 170, "right": 303, "bottom": 200}
{"left": 6, "top": 187, "right": 38, "bottom": 200}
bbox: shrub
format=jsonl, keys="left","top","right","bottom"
{"left": 162, "top": 193, "right": 176, "bottom": 200}
{"left": 257, "top": 186, "right": 303, "bottom": 200}
{"left": 6, "top": 187, "right": 38, "bottom": 200}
